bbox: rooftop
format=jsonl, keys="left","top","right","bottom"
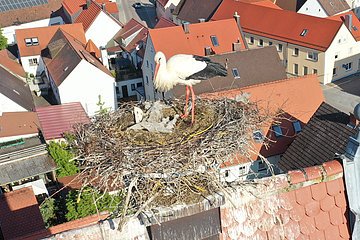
{"left": 211, "top": 0, "right": 343, "bottom": 51}
{"left": 0, "top": 187, "right": 45, "bottom": 239}
{"left": 113, "top": 18, "right": 148, "bottom": 52}
{"left": 148, "top": 18, "right": 246, "bottom": 59}
{"left": 0, "top": 49, "right": 26, "bottom": 78}
{"left": 174, "top": 0, "right": 223, "bottom": 23}
{"left": 36, "top": 102, "right": 90, "bottom": 140}
{"left": 0, "top": 112, "right": 40, "bottom": 139}
{"left": 154, "top": 17, "right": 177, "bottom": 29}
{"left": 328, "top": 11, "right": 360, "bottom": 41}
{"left": 62, "top": 0, "right": 118, "bottom": 16}
{"left": 0, "top": 0, "right": 63, "bottom": 28}
{"left": 279, "top": 102, "right": 357, "bottom": 172}
{"left": 318, "top": 0, "right": 350, "bottom": 16}
{"left": 15, "top": 23, "right": 86, "bottom": 57}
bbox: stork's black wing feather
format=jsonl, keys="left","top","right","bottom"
{"left": 193, "top": 55, "right": 211, "bottom": 62}
{"left": 186, "top": 61, "right": 228, "bottom": 80}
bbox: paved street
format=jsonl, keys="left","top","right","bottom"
{"left": 322, "top": 73, "right": 360, "bottom": 114}
{"left": 116, "top": 0, "right": 157, "bottom": 27}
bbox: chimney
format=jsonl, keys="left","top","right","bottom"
{"left": 85, "top": 0, "right": 91, "bottom": 9}
{"left": 232, "top": 39, "right": 241, "bottom": 52}
{"left": 234, "top": 12, "right": 240, "bottom": 28}
{"left": 102, "top": 3, "right": 106, "bottom": 12}
{"left": 198, "top": 18, "right": 205, "bottom": 23}
{"left": 345, "top": 14, "right": 353, "bottom": 30}
{"left": 204, "top": 47, "right": 212, "bottom": 56}
{"left": 182, "top": 22, "right": 190, "bottom": 34}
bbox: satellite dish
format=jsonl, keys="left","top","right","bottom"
{"left": 354, "top": 103, "right": 360, "bottom": 120}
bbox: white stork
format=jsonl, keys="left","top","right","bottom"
{"left": 153, "top": 51, "right": 227, "bottom": 124}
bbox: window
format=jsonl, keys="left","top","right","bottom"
{"left": 335, "top": 54, "right": 338, "bottom": 59}
{"left": 300, "top": 29, "right": 308, "bottom": 36}
{"left": 303, "top": 66, "right": 308, "bottom": 75}
{"left": 269, "top": 41, "right": 273, "bottom": 46}
{"left": 293, "top": 48, "right": 299, "bottom": 56}
{"left": 294, "top": 63, "right": 298, "bottom": 75}
{"left": 293, "top": 121, "right": 302, "bottom": 133}
{"left": 116, "top": 87, "right": 120, "bottom": 94}
{"left": 146, "top": 60, "right": 149, "bottom": 68}
{"left": 210, "top": 35, "right": 219, "bottom": 47}
{"left": 224, "top": 170, "right": 229, "bottom": 177}
{"left": 249, "top": 36, "right": 254, "bottom": 44}
{"left": 272, "top": 125, "right": 283, "bottom": 137}
{"left": 277, "top": 44, "right": 283, "bottom": 52}
{"left": 333, "top": 67, "right": 337, "bottom": 75}
{"left": 253, "top": 130, "right": 264, "bottom": 142}
{"left": 258, "top": 161, "right": 266, "bottom": 171}
{"left": 28, "top": 58, "right": 38, "bottom": 66}
{"left": 239, "top": 166, "right": 246, "bottom": 175}
{"left": 25, "top": 37, "right": 39, "bottom": 46}
{"left": 137, "top": 82, "right": 143, "bottom": 88}
{"left": 131, "top": 84, "right": 135, "bottom": 91}
{"left": 307, "top": 52, "right": 318, "bottom": 61}
{"left": 151, "top": 63, "right": 153, "bottom": 71}
{"left": 343, "top": 62, "right": 352, "bottom": 71}
{"left": 232, "top": 68, "right": 240, "bottom": 79}
{"left": 146, "top": 76, "right": 149, "bottom": 85}
{"left": 313, "top": 69, "right": 318, "bottom": 74}
{"left": 258, "top": 39, "right": 263, "bottom": 47}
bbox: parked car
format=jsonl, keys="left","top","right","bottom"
{"left": 133, "top": 2, "right": 142, "bottom": 8}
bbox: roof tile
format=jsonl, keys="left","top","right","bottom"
{"left": 289, "top": 170, "right": 306, "bottom": 184}
{"left": 75, "top": 1, "right": 101, "bottom": 31}
{"left": 323, "top": 161, "right": 343, "bottom": 176}
{"left": 339, "top": 223, "right": 350, "bottom": 239}
{"left": 279, "top": 191, "right": 296, "bottom": 210}
{"left": 314, "top": 211, "right": 330, "bottom": 230}
{"left": 304, "top": 165, "right": 323, "bottom": 181}
{"left": 334, "top": 193, "right": 347, "bottom": 208}
{"left": 305, "top": 201, "right": 321, "bottom": 217}
{"left": 320, "top": 196, "right": 335, "bottom": 212}
{"left": 329, "top": 207, "right": 344, "bottom": 226}
{"left": 284, "top": 219, "right": 301, "bottom": 239}
{"left": 297, "top": 234, "right": 310, "bottom": 240}
{"left": 296, "top": 186, "right": 313, "bottom": 206}
{"left": 309, "top": 229, "right": 326, "bottom": 240}
{"left": 324, "top": 225, "right": 340, "bottom": 240}
{"left": 299, "top": 216, "right": 316, "bottom": 235}
{"left": 290, "top": 204, "right": 305, "bottom": 222}
{"left": 310, "top": 183, "right": 327, "bottom": 201}
{"left": 257, "top": 212, "right": 274, "bottom": 231}
{"left": 326, "top": 180, "right": 342, "bottom": 196}
{"left": 278, "top": 207, "right": 290, "bottom": 225}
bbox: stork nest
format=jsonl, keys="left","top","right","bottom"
{"left": 68, "top": 97, "right": 276, "bottom": 222}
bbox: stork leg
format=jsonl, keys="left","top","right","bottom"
{"left": 190, "top": 86, "right": 196, "bottom": 124}
{"left": 181, "top": 86, "right": 190, "bottom": 118}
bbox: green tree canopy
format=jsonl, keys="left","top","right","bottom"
{"left": 0, "top": 29, "right": 8, "bottom": 50}
{"left": 47, "top": 141, "right": 79, "bottom": 177}
{"left": 40, "top": 198, "right": 57, "bottom": 228}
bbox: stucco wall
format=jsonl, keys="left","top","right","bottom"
{"left": 0, "top": 93, "right": 27, "bottom": 113}
{"left": 297, "top": 0, "right": 328, "bottom": 17}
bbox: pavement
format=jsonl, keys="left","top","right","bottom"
{"left": 322, "top": 72, "right": 360, "bottom": 114}
{"left": 116, "top": 0, "right": 157, "bottom": 28}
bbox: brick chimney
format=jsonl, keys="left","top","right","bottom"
{"left": 182, "top": 22, "right": 190, "bottom": 34}
{"left": 232, "top": 39, "right": 241, "bottom": 52}
{"left": 85, "top": 0, "right": 91, "bottom": 9}
{"left": 204, "top": 47, "right": 212, "bottom": 56}
{"left": 102, "top": 3, "right": 106, "bottom": 12}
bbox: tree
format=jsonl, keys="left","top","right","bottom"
{"left": 65, "top": 188, "right": 123, "bottom": 221}
{"left": 95, "top": 95, "right": 109, "bottom": 115}
{"left": 40, "top": 198, "right": 57, "bottom": 228}
{"left": 0, "top": 29, "right": 7, "bottom": 50}
{"left": 47, "top": 141, "right": 79, "bottom": 177}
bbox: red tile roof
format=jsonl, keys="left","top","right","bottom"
{"left": 16, "top": 23, "right": 86, "bottom": 57}
{"left": 154, "top": 17, "right": 177, "bottom": 28}
{"left": 157, "top": 0, "right": 170, "bottom": 7}
{"left": 0, "top": 49, "right": 26, "bottom": 77}
{"left": 85, "top": 39, "right": 101, "bottom": 58}
{"left": 220, "top": 160, "right": 350, "bottom": 239}
{"left": 75, "top": 1, "right": 102, "bottom": 31}
{"left": 0, "top": 187, "right": 46, "bottom": 240}
{"left": 113, "top": 18, "right": 148, "bottom": 52}
{"left": 36, "top": 102, "right": 90, "bottom": 140}
{"left": 102, "top": 2, "right": 119, "bottom": 14}
{"left": 328, "top": 11, "right": 360, "bottom": 41}
{"left": 63, "top": 0, "right": 118, "bottom": 15}
{"left": 202, "top": 74, "right": 324, "bottom": 159}
{"left": 149, "top": 19, "right": 246, "bottom": 59}
{"left": 0, "top": 112, "right": 40, "bottom": 138}
{"left": 211, "top": 0, "right": 343, "bottom": 51}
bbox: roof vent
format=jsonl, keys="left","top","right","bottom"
{"left": 300, "top": 29, "right": 308, "bottom": 37}
{"left": 198, "top": 18, "right": 205, "bottom": 23}
{"left": 232, "top": 39, "right": 241, "bottom": 52}
{"left": 204, "top": 46, "right": 212, "bottom": 56}
{"left": 182, "top": 22, "right": 190, "bottom": 34}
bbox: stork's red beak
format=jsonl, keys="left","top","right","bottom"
{"left": 154, "top": 62, "right": 160, "bottom": 81}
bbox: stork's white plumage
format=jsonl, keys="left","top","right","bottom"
{"left": 154, "top": 51, "right": 227, "bottom": 124}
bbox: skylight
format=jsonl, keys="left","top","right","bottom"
{"left": 210, "top": 35, "right": 219, "bottom": 47}
{"left": 232, "top": 68, "right": 240, "bottom": 79}
{"left": 300, "top": 29, "right": 308, "bottom": 37}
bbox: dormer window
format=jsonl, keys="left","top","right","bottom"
{"left": 232, "top": 68, "right": 240, "bottom": 79}
{"left": 300, "top": 29, "right": 308, "bottom": 37}
{"left": 210, "top": 35, "right": 219, "bottom": 47}
{"left": 25, "top": 37, "right": 39, "bottom": 46}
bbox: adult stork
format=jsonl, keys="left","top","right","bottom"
{"left": 154, "top": 51, "right": 227, "bottom": 124}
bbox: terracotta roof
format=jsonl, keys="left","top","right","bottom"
{"left": 318, "top": 0, "right": 350, "bottom": 16}
{"left": 85, "top": 39, "right": 101, "bottom": 58}
{"left": 0, "top": 0, "right": 63, "bottom": 28}
{"left": 175, "top": 0, "right": 223, "bottom": 23}
{"left": 149, "top": 18, "right": 246, "bottom": 59}
{"left": 250, "top": 0, "right": 282, "bottom": 9}
{"left": 36, "top": 102, "right": 90, "bottom": 140}
{"left": 0, "top": 187, "right": 46, "bottom": 240}
{"left": 221, "top": 160, "right": 350, "bottom": 239}
{"left": 172, "top": 46, "right": 287, "bottom": 97}
{"left": 0, "top": 49, "right": 26, "bottom": 77}
{"left": 211, "top": 0, "right": 343, "bottom": 51}
{"left": 102, "top": 2, "right": 119, "bottom": 14}
{"left": 42, "top": 28, "right": 112, "bottom": 86}
{"left": 16, "top": 23, "right": 86, "bottom": 57}
{"left": 0, "top": 112, "right": 40, "bottom": 138}
{"left": 280, "top": 102, "right": 357, "bottom": 172}
{"left": 0, "top": 66, "right": 35, "bottom": 111}
{"left": 63, "top": 0, "right": 118, "bottom": 16}
{"left": 113, "top": 18, "right": 148, "bottom": 52}
{"left": 157, "top": 0, "right": 170, "bottom": 7}
{"left": 202, "top": 74, "right": 324, "bottom": 158}
{"left": 75, "top": 1, "right": 102, "bottom": 31}
{"left": 275, "top": 0, "right": 302, "bottom": 11}
{"left": 154, "top": 17, "right": 177, "bottom": 28}
{"left": 328, "top": 11, "right": 360, "bottom": 41}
